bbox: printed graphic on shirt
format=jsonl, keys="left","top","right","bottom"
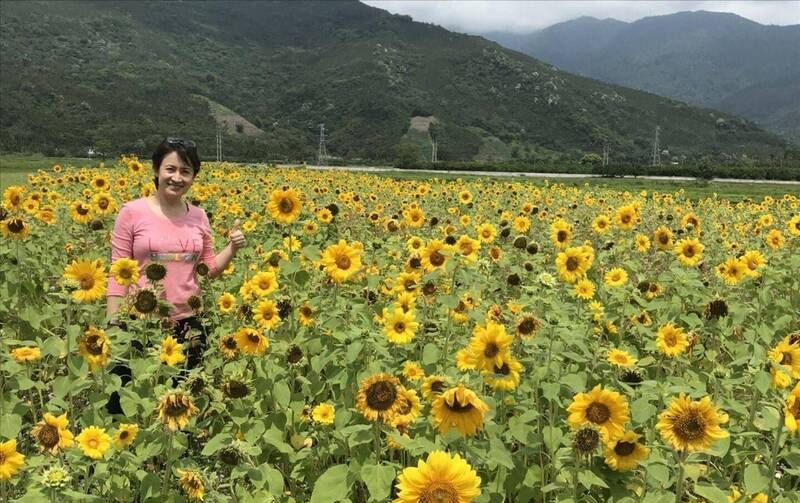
{"left": 149, "top": 252, "right": 199, "bottom": 262}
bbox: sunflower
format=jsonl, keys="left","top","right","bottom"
{"left": 653, "top": 226, "right": 673, "bottom": 250}
{"left": 69, "top": 199, "right": 93, "bottom": 224}
{"left": 92, "top": 191, "right": 117, "bottom": 215}
{"left": 674, "top": 238, "right": 704, "bottom": 266}
{"left": 607, "top": 348, "right": 637, "bottom": 368}
{"left": 656, "top": 394, "right": 729, "bottom": 452}
{"left": 159, "top": 336, "right": 185, "bottom": 366}
{"left": 267, "top": 187, "right": 302, "bottom": 224}
{"left": 431, "top": 384, "right": 490, "bottom": 437}
{"left": 402, "top": 361, "right": 425, "bottom": 381}
{"left": 2, "top": 185, "right": 25, "bottom": 211}
{"left": 312, "top": 403, "right": 336, "bottom": 425}
{"left": 784, "top": 382, "right": 800, "bottom": 434}
{"left": 254, "top": 299, "right": 281, "bottom": 329}
{"left": 11, "top": 346, "right": 41, "bottom": 363}
{"left": 177, "top": 468, "right": 205, "bottom": 502}
{"left": 217, "top": 292, "right": 236, "bottom": 314}
{"left": 78, "top": 326, "right": 111, "bottom": 371}
{"left": 421, "top": 375, "right": 449, "bottom": 402}
{"left": 356, "top": 373, "right": 404, "bottom": 422}
{"left": 555, "top": 246, "right": 593, "bottom": 283}
{"left": 766, "top": 229, "right": 785, "bottom": 249}
{"left": 391, "top": 387, "right": 422, "bottom": 426}
{"left": 403, "top": 206, "right": 426, "bottom": 228}
{"left": 420, "top": 239, "right": 449, "bottom": 272}
{"left": 567, "top": 385, "right": 630, "bottom": 441}
{"left": 393, "top": 450, "right": 481, "bottom": 503}
{"left": 31, "top": 412, "right": 74, "bottom": 454}
{"left": 76, "top": 426, "right": 111, "bottom": 459}
{"left": 157, "top": 392, "right": 199, "bottom": 431}
{"left": 234, "top": 327, "right": 269, "bottom": 356}
{"left": 475, "top": 222, "right": 497, "bottom": 243}
{"left": 615, "top": 204, "right": 638, "bottom": 230}
{"left": 482, "top": 354, "right": 524, "bottom": 390}
{"left": 769, "top": 337, "right": 800, "bottom": 379}
{"left": 574, "top": 279, "right": 595, "bottom": 300}
{"left": 316, "top": 207, "right": 333, "bottom": 223}
{"left": 788, "top": 214, "right": 800, "bottom": 237}
{"left": 591, "top": 214, "right": 611, "bottom": 234}
{"left": 604, "top": 430, "right": 649, "bottom": 471}
{"left": 63, "top": 258, "right": 106, "bottom": 302}
{"left": 110, "top": 257, "right": 140, "bottom": 287}
{"left": 550, "top": 219, "right": 572, "bottom": 248}
{"left": 321, "top": 240, "right": 362, "bottom": 282}
{"left": 656, "top": 322, "right": 689, "bottom": 358}
{"left": 455, "top": 234, "right": 481, "bottom": 263}
{"left": 634, "top": 234, "right": 651, "bottom": 252}
{"left": 248, "top": 270, "right": 278, "bottom": 297}
{"left": 298, "top": 303, "right": 315, "bottom": 326}
{"left": 36, "top": 206, "right": 57, "bottom": 225}
{"left": 741, "top": 250, "right": 766, "bottom": 277}
{"left": 383, "top": 308, "right": 419, "bottom": 344}
{"left": 114, "top": 423, "right": 139, "bottom": 448}
{"left": 0, "top": 439, "right": 25, "bottom": 481}
{"left": 516, "top": 314, "right": 541, "bottom": 340}
{"left": 465, "top": 321, "right": 513, "bottom": 371}
{"left": 458, "top": 190, "right": 473, "bottom": 204}
{"left": 0, "top": 217, "right": 30, "bottom": 239}
{"left": 604, "top": 267, "right": 628, "bottom": 288}
{"left": 716, "top": 257, "right": 748, "bottom": 285}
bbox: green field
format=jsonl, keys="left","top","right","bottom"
{"left": 2, "top": 154, "right": 798, "bottom": 201}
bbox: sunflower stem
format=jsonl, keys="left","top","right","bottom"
{"left": 372, "top": 420, "right": 382, "bottom": 463}
{"left": 766, "top": 407, "right": 785, "bottom": 502}
{"left": 673, "top": 450, "right": 687, "bottom": 503}
{"left": 162, "top": 431, "right": 173, "bottom": 497}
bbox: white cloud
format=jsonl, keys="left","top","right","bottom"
{"left": 362, "top": 1, "right": 800, "bottom": 33}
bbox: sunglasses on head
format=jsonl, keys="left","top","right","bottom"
{"left": 166, "top": 137, "right": 196, "bottom": 149}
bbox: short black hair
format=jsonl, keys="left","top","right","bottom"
{"left": 152, "top": 137, "right": 201, "bottom": 188}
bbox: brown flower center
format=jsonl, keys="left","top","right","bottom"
{"left": 84, "top": 335, "right": 105, "bottom": 355}
{"left": 366, "top": 381, "right": 397, "bottom": 411}
{"left": 248, "top": 332, "right": 261, "bottom": 344}
{"left": 484, "top": 342, "right": 499, "bottom": 358}
{"left": 420, "top": 483, "right": 458, "bottom": 503}
{"left": 79, "top": 274, "right": 95, "bottom": 290}
{"left": 429, "top": 251, "right": 445, "bottom": 266}
{"left": 586, "top": 402, "right": 611, "bottom": 424}
{"left": 566, "top": 256, "right": 579, "bottom": 271}
{"left": 278, "top": 198, "right": 294, "bottom": 214}
{"left": 614, "top": 441, "right": 636, "bottom": 456}
{"left": 683, "top": 246, "right": 695, "bottom": 258}
{"left": 8, "top": 219, "right": 25, "bottom": 233}
{"left": 557, "top": 230, "right": 568, "bottom": 242}
{"left": 335, "top": 255, "right": 351, "bottom": 270}
{"left": 394, "top": 322, "right": 406, "bottom": 333}
{"left": 675, "top": 411, "right": 706, "bottom": 440}
{"left": 664, "top": 332, "right": 678, "bottom": 347}
{"left": 781, "top": 352, "right": 793, "bottom": 365}
{"left": 119, "top": 430, "right": 129, "bottom": 440}
{"left": 38, "top": 424, "right": 60, "bottom": 448}
{"left": 446, "top": 394, "right": 475, "bottom": 413}
{"left": 165, "top": 397, "right": 189, "bottom": 417}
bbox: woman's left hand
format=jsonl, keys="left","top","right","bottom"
{"left": 229, "top": 219, "right": 246, "bottom": 252}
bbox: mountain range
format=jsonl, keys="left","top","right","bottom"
{"left": 482, "top": 10, "right": 800, "bottom": 144}
{"left": 0, "top": 1, "right": 789, "bottom": 163}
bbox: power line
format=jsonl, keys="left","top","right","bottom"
{"left": 651, "top": 126, "right": 661, "bottom": 167}
{"left": 317, "top": 123, "right": 328, "bottom": 165}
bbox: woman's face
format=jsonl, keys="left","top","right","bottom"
{"left": 156, "top": 151, "right": 195, "bottom": 199}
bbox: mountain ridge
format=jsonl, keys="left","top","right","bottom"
{"left": 0, "top": 1, "right": 788, "bottom": 163}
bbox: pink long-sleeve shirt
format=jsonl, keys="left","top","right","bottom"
{"left": 107, "top": 197, "right": 217, "bottom": 320}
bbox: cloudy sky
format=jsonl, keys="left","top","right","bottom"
{"left": 362, "top": 1, "right": 800, "bottom": 33}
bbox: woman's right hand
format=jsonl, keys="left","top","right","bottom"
{"left": 229, "top": 219, "right": 246, "bottom": 253}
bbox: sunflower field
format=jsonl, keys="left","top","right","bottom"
{"left": 1, "top": 157, "right": 800, "bottom": 503}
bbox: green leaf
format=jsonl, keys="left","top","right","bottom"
{"left": 647, "top": 464, "right": 670, "bottom": 487}
{"left": 753, "top": 371, "right": 771, "bottom": 394}
{"left": 577, "top": 469, "right": 608, "bottom": 489}
{"left": 310, "top": 464, "right": 349, "bottom": 503}
{"left": 422, "top": 343, "right": 440, "bottom": 365}
{"left": 630, "top": 398, "right": 655, "bottom": 424}
{"left": 488, "top": 436, "right": 514, "bottom": 469}
{"left": 693, "top": 483, "right": 729, "bottom": 503}
{"left": 439, "top": 294, "right": 459, "bottom": 309}
{"left": 744, "top": 464, "right": 770, "bottom": 494}
{"left": 261, "top": 464, "right": 285, "bottom": 493}
{"left": 360, "top": 464, "right": 396, "bottom": 502}
{"left": 542, "top": 425, "right": 562, "bottom": 453}
{"left": 0, "top": 413, "right": 22, "bottom": 438}
{"left": 201, "top": 433, "right": 232, "bottom": 456}
{"left": 560, "top": 372, "right": 585, "bottom": 392}
{"left": 273, "top": 381, "right": 291, "bottom": 408}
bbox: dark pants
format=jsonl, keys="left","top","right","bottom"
{"left": 106, "top": 316, "right": 208, "bottom": 415}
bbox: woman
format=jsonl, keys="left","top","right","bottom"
{"left": 105, "top": 137, "right": 245, "bottom": 413}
